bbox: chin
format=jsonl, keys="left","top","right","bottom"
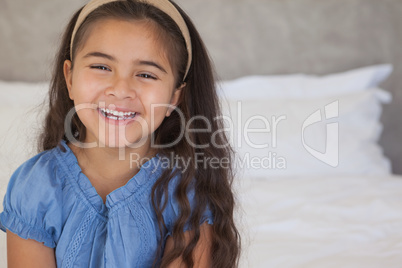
{"left": 100, "top": 135, "right": 150, "bottom": 149}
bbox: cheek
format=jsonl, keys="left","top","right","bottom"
{"left": 74, "top": 103, "right": 99, "bottom": 123}
{"left": 146, "top": 105, "right": 169, "bottom": 132}
{"left": 70, "top": 85, "right": 101, "bottom": 104}
{"left": 70, "top": 72, "right": 104, "bottom": 102}
{"left": 143, "top": 94, "right": 172, "bottom": 132}
{"left": 144, "top": 89, "right": 173, "bottom": 111}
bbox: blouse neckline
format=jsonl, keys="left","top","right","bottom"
{"left": 56, "top": 139, "right": 163, "bottom": 214}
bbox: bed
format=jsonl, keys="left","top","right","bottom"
{"left": 1, "top": 0, "right": 402, "bottom": 267}
{"left": 217, "top": 66, "right": 402, "bottom": 267}
{"left": 237, "top": 174, "right": 402, "bottom": 267}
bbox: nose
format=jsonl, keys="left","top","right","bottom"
{"left": 104, "top": 76, "right": 136, "bottom": 100}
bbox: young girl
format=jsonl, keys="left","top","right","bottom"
{"left": 0, "top": 0, "right": 240, "bottom": 267}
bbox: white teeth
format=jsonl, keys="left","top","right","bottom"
{"left": 100, "top": 108, "right": 137, "bottom": 120}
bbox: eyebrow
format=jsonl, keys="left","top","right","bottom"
{"left": 83, "top": 51, "right": 115, "bottom": 61}
{"left": 83, "top": 51, "right": 168, "bottom": 74}
{"left": 138, "top": 60, "right": 168, "bottom": 74}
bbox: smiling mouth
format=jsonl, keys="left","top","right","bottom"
{"left": 99, "top": 108, "right": 137, "bottom": 121}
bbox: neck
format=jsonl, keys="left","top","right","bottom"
{"left": 67, "top": 139, "right": 158, "bottom": 202}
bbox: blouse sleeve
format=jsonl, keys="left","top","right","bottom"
{"left": 162, "top": 174, "right": 214, "bottom": 237}
{"left": 0, "top": 152, "right": 63, "bottom": 248}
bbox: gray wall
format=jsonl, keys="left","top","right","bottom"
{"left": 0, "top": 0, "right": 401, "bottom": 173}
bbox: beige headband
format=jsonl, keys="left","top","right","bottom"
{"left": 70, "top": 0, "right": 192, "bottom": 80}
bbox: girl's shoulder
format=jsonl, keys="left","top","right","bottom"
{"left": 0, "top": 142, "right": 71, "bottom": 247}
{"left": 9, "top": 142, "right": 70, "bottom": 189}
{"left": 1, "top": 142, "right": 72, "bottom": 214}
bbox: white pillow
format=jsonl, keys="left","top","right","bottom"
{"left": 221, "top": 88, "right": 392, "bottom": 177}
{"left": 0, "top": 81, "right": 48, "bottom": 106}
{"left": 217, "top": 64, "right": 393, "bottom": 100}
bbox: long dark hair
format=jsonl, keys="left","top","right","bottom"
{"left": 39, "top": 1, "right": 241, "bottom": 267}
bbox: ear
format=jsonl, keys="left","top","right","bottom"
{"left": 166, "top": 83, "right": 185, "bottom": 117}
{"left": 63, "top": 60, "right": 74, "bottom": 100}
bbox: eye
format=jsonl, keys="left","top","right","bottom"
{"left": 138, "top": 73, "right": 157, "bottom": 80}
{"left": 91, "top": 65, "right": 111, "bottom": 71}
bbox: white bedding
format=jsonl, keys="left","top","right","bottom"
{"left": 237, "top": 174, "right": 402, "bottom": 268}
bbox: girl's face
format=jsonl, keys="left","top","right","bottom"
{"left": 64, "top": 19, "right": 183, "bottom": 149}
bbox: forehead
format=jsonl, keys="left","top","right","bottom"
{"left": 77, "top": 18, "right": 169, "bottom": 63}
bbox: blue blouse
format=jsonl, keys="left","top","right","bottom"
{"left": 0, "top": 140, "right": 213, "bottom": 267}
